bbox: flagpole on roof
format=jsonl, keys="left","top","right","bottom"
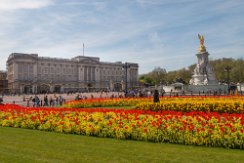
{"left": 83, "top": 43, "right": 84, "bottom": 56}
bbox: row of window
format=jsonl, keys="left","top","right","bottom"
{"left": 40, "top": 62, "right": 75, "bottom": 68}
{"left": 17, "top": 64, "right": 136, "bottom": 78}
{"left": 102, "top": 67, "right": 122, "bottom": 71}
{"left": 102, "top": 70, "right": 125, "bottom": 76}
{"left": 102, "top": 76, "right": 123, "bottom": 81}
{"left": 18, "top": 64, "right": 33, "bottom": 73}
{"left": 0, "top": 74, "right": 7, "bottom": 79}
{"left": 38, "top": 67, "right": 76, "bottom": 74}
{"left": 38, "top": 74, "right": 76, "bottom": 80}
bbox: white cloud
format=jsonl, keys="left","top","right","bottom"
{"left": 0, "top": 0, "right": 53, "bottom": 11}
{"left": 0, "top": 0, "right": 243, "bottom": 74}
{"left": 136, "top": 0, "right": 194, "bottom": 5}
{"left": 148, "top": 32, "right": 165, "bottom": 49}
{"left": 61, "top": 1, "right": 107, "bottom": 11}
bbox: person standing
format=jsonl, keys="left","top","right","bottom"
{"left": 34, "top": 95, "right": 40, "bottom": 107}
{"left": 49, "top": 96, "right": 54, "bottom": 106}
{"left": 44, "top": 95, "right": 49, "bottom": 107}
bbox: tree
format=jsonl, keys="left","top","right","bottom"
{"left": 210, "top": 58, "right": 244, "bottom": 83}
{"left": 165, "top": 71, "right": 177, "bottom": 84}
{"left": 139, "top": 67, "right": 167, "bottom": 86}
{"left": 150, "top": 67, "right": 167, "bottom": 86}
{"left": 166, "top": 58, "right": 244, "bottom": 84}
{"left": 141, "top": 57, "right": 244, "bottom": 85}
{"left": 139, "top": 75, "right": 154, "bottom": 87}
{"left": 166, "top": 68, "right": 192, "bottom": 84}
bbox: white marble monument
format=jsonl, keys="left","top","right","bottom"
{"left": 189, "top": 34, "right": 218, "bottom": 85}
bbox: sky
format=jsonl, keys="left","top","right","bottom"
{"left": 0, "top": 0, "right": 244, "bottom": 74}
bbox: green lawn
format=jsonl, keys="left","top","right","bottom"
{"left": 0, "top": 127, "right": 243, "bottom": 163}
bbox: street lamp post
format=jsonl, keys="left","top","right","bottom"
{"left": 224, "top": 66, "right": 231, "bottom": 84}
{"left": 157, "top": 72, "right": 160, "bottom": 88}
{"left": 224, "top": 66, "right": 231, "bottom": 95}
{"left": 123, "top": 62, "right": 130, "bottom": 97}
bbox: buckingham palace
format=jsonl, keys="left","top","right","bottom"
{"left": 7, "top": 53, "right": 139, "bottom": 94}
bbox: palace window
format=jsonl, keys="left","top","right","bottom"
{"left": 45, "top": 67, "right": 48, "bottom": 74}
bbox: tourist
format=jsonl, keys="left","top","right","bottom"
{"left": 49, "top": 96, "right": 54, "bottom": 106}
{"left": 34, "top": 95, "right": 40, "bottom": 107}
{"left": 44, "top": 95, "right": 48, "bottom": 107}
{"left": 32, "top": 97, "right": 35, "bottom": 107}
{"left": 55, "top": 96, "right": 59, "bottom": 105}
{"left": 0, "top": 97, "right": 3, "bottom": 105}
{"left": 58, "top": 95, "right": 63, "bottom": 105}
{"left": 75, "top": 94, "right": 81, "bottom": 100}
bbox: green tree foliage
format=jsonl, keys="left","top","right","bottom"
{"left": 151, "top": 67, "right": 167, "bottom": 85}
{"left": 210, "top": 58, "right": 244, "bottom": 83}
{"left": 139, "top": 67, "right": 167, "bottom": 86}
{"left": 140, "top": 58, "right": 244, "bottom": 85}
{"left": 167, "top": 68, "right": 193, "bottom": 84}
{"left": 139, "top": 76, "right": 154, "bottom": 86}
{"left": 166, "top": 71, "right": 177, "bottom": 84}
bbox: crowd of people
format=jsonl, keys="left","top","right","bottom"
{"left": 2, "top": 87, "right": 242, "bottom": 108}
{"left": 25, "top": 91, "right": 125, "bottom": 107}
{"left": 28, "top": 94, "right": 66, "bottom": 107}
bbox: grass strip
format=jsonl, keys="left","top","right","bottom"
{"left": 0, "top": 127, "right": 243, "bottom": 163}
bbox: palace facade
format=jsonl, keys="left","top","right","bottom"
{"left": 0, "top": 71, "right": 8, "bottom": 94}
{"left": 7, "top": 53, "right": 139, "bottom": 94}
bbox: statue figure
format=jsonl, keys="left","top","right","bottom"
{"left": 189, "top": 34, "right": 218, "bottom": 85}
{"left": 198, "top": 34, "right": 204, "bottom": 46}
{"left": 198, "top": 53, "right": 208, "bottom": 74}
{"left": 204, "top": 78, "right": 208, "bottom": 85}
{"left": 198, "top": 34, "right": 206, "bottom": 52}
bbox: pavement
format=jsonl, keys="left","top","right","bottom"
{"left": 1, "top": 92, "right": 125, "bottom": 107}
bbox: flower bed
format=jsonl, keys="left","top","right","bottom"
{"left": 62, "top": 98, "right": 151, "bottom": 108}
{"left": 134, "top": 96, "right": 244, "bottom": 113}
{"left": 1, "top": 104, "right": 244, "bottom": 149}
{"left": 63, "top": 96, "right": 244, "bottom": 114}
{"left": 135, "top": 101, "right": 244, "bottom": 113}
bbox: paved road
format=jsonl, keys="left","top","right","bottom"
{"left": 2, "top": 91, "right": 241, "bottom": 107}
{"left": 1, "top": 92, "right": 125, "bottom": 107}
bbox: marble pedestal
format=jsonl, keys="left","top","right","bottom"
{"left": 189, "top": 51, "right": 217, "bottom": 85}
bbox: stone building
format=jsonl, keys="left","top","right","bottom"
{"left": 0, "top": 71, "right": 8, "bottom": 94}
{"left": 7, "top": 53, "right": 139, "bottom": 94}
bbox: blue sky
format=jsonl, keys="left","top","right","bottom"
{"left": 0, "top": 0, "right": 243, "bottom": 74}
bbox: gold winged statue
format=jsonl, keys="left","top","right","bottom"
{"left": 198, "top": 34, "right": 206, "bottom": 52}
